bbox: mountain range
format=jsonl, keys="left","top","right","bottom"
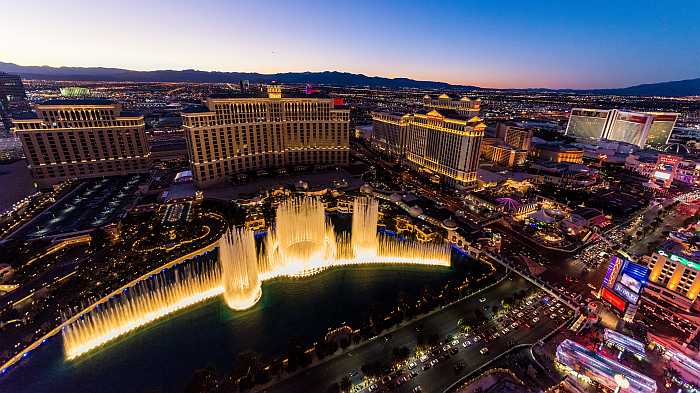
{"left": 1, "top": 61, "right": 699, "bottom": 97}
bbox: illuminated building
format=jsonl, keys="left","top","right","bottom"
{"left": 566, "top": 108, "right": 678, "bottom": 148}
{"left": 605, "top": 111, "right": 654, "bottom": 148}
{"left": 555, "top": 339, "right": 657, "bottom": 393}
{"left": 603, "top": 329, "right": 646, "bottom": 360}
{"left": 600, "top": 256, "right": 649, "bottom": 321}
{"left": 11, "top": 99, "right": 150, "bottom": 188}
{"left": 626, "top": 151, "right": 700, "bottom": 188}
{"left": 422, "top": 94, "right": 480, "bottom": 117}
{"left": 644, "top": 240, "right": 700, "bottom": 312}
{"left": 496, "top": 123, "right": 533, "bottom": 151}
{"left": 370, "top": 111, "right": 410, "bottom": 158}
{"left": 182, "top": 85, "right": 350, "bottom": 187}
{"left": 480, "top": 140, "right": 527, "bottom": 167}
{"left": 406, "top": 109, "right": 485, "bottom": 189}
{"left": 60, "top": 87, "right": 91, "bottom": 97}
{"left": 644, "top": 113, "right": 679, "bottom": 149}
{"left": 480, "top": 123, "right": 532, "bottom": 168}
{"left": 565, "top": 108, "right": 615, "bottom": 143}
{"left": 0, "top": 72, "right": 30, "bottom": 131}
{"left": 530, "top": 141, "right": 583, "bottom": 164}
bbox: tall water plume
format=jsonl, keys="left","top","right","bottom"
{"left": 219, "top": 227, "right": 262, "bottom": 310}
{"left": 262, "top": 197, "right": 337, "bottom": 278}
{"left": 62, "top": 255, "right": 221, "bottom": 360}
{"left": 351, "top": 196, "right": 379, "bottom": 259}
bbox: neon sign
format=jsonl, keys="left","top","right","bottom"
{"left": 602, "top": 288, "right": 626, "bottom": 312}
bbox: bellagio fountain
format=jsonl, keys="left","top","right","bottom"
{"left": 62, "top": 196, "right": 451, "bottom": 360}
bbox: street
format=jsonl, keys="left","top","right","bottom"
{"left": 263, "top": 275, "right": 569, "bottom": 393}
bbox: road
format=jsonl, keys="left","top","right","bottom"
{"left": 263, "top": 275, "right": 568, "bottom": 393}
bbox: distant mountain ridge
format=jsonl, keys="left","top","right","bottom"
{"left": 0, "top": 62, "right": 476, "bottom": 90}
{"left": 1, "top": 61, "right": 699, "bottom": 96}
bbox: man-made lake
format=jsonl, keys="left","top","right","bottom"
{"left": 1, "top": 254, "right": 489, "bottom": 393}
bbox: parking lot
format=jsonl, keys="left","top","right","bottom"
{"left": 263, "top": 278, "right": 572, "bottom": 393}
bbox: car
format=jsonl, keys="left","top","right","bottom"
{"left": 442, "top": 345, "right": 451, "bottom": 351}
{"left": 533, "top": 317, "right": 539, "bottom": 323}
{"left": 479, "top": 297, "right": 487, "bottom": 303}
{"left": 408, "top": 362, "right": 417, "bottom": 369}
{"left": 480, "top": 347, "right": 489, "bottom": 355}
{"left": 517, "top": 312, "right": 524, "bottom": 318}
{"left": 550, "top": 314, "right": 557, "bottom": 319}
{"left": 463, "top": 340, "right": 471, "bottom": 347}
{"left": 413, "top": 387, "right": 422, "bottom": 393}
{"left": 451, "top": 339, "right": 459, "bottom": 346}
{"left": 369, "top": 384, "right": 379, "bottom": 392}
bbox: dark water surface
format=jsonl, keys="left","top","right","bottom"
{"left": 1, "top": 255, "right": 488, "bottom": 393}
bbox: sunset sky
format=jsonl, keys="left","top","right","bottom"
{"left": 2, "top": 0, "right": 699, "bottom": 89}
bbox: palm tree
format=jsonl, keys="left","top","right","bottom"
{"left": 340, "top": 376, "right": 352, "bottom": 392}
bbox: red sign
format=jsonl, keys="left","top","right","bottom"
{"left": 333, "top": 98, "right": 345, "bottom": 106}
{"left": 602, "top": 288, "right": 626, "bottom": 312}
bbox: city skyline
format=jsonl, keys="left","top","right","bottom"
{"left": 2, "top": 0, "right": 700, "bottom": 89}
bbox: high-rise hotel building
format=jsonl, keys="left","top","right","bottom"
{"left": 406, "top": 109, "right": 485, "bottom": 189}
{"left": 370, "top": 112, "right": 410, "bottom": 158}
{"left": 11, "top": 99, "right": 150, "bottom": 188}
{"left": 182, "top": 86, "right": 350, "bottom": 187}
{"left": 565, "top": 108, "right": 678, "bottom": 148}
{"left": 372, "top": 94, "right": 484, "bottom": 189}
{"left": 643, "top": 238, "right": 700, "bottom": 313}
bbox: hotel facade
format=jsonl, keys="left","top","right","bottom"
{"left": 565, "top": 108, "right": 678, "bottom": 148}
{"left": 405, "top": 109, "right": 485, "bottom": 189}
{"left": 422, "top": 94, "right": 480, "bottom": 117}
{"left": 370, "top": 111, "right": 410, "bottom": 158}
{"left": 643, "top": 239, "right": 700, "bottom": 313}
{"left": 372, "top": 94, "right": 485, "bottom": 189}
{"left": 11, "top": 99, "right": 150, "bottom": 188}
{"left": 182, "top": 86, "right": 350, "bottom": 187}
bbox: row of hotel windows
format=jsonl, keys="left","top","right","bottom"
{"left": 653, "top": 260, "right": 698, "bottom": 295}
{"left": 185, "top": 110, "right": 348, "bottom": 128}
{"left": 195, "top": 150, "right": 348, "bottom": 181}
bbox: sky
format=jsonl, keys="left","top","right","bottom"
{"left": 2, "top": 0, "right": 700, "bottom": 89}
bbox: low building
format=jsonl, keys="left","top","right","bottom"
{"left": 530, "top": 141, "right": 583, "bottom": 164}
{"left": 555, "top": 339, "right": 656, "bottom": 393}
{"left": 481, "top": 141, "right": 527, "bottom": 167}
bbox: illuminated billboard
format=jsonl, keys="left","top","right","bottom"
{"left": 620, "top": 273, "right": 642, "bottom": 293}
{"left": 614, "top": 282, "right": 640, "bottom": 304}
{"left": 602, "top": 287, "right": 626, "bottom": 312}
{"left": 602, "top": 256, "right": 624, "bottom": 289}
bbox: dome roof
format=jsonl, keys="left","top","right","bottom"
{"left": 442, "top": 218, "right": 458, "bottom": 230}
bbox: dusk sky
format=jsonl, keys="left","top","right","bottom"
{"left": 3, "top": 0, "right": 699, "bottom": 89}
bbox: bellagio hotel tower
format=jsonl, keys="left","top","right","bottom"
{"left": 182, "top": 85, "right": 350, "bottom": 187}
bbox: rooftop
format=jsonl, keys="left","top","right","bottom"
{"left": 38, "top": 98, "right": 115, "bottom": 106}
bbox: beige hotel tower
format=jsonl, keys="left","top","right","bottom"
{"left": 182, "top": 85, "right": 350, "bottom": 187}
{"left": 12, "top": 99, "right": 150, "bottom": 188}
